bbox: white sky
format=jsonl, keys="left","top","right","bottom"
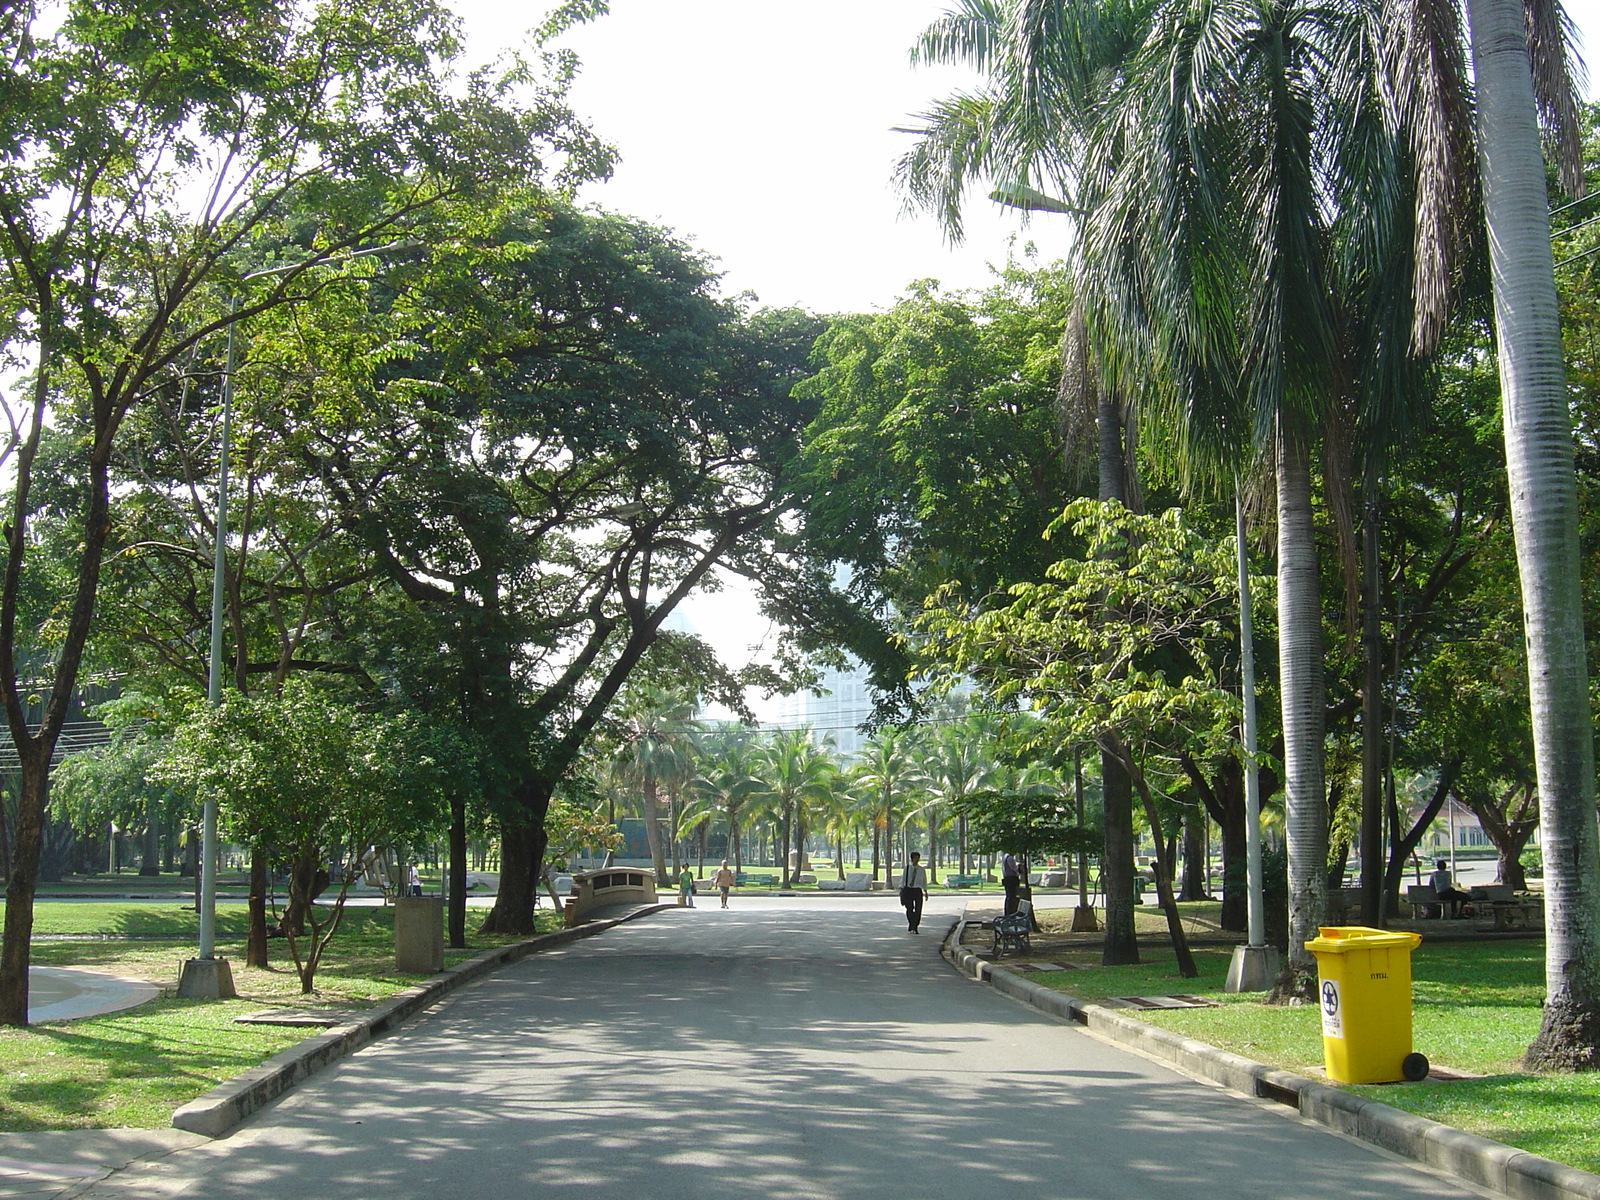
{"left": 451, "top": 0, "right": 1600, "bottom": 706}
{"left": 457, "top": 0, "right": 1049, "bottom": 314}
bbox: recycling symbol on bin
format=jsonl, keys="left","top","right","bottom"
{"left": 1321, "top": 980, "right": 1339, "bottom": 1016}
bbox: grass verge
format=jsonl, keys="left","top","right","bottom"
{"left": 2, "top": 901, "right": 560, "bottom": 1131}
{"left": 1016, "top": 939, "right": 1600, "bottom": 1174}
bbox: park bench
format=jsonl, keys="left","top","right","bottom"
{"left": 991, "top": 900, "right": 1034, "bottom": 957}
{"left": 1468, "top": 885, "right": 1542, "bottom": 929}
{"left": 944, "top": 874, "right": 983, "bottom": 889}
{"left": 736, "top": 873, "right": 777, "bottom": 887}
{"left": 1406, "top": 884, "right": 1442, "bottom": 919}
{"left": 1490, "top": 898, "right": 1542, "bottom": 929}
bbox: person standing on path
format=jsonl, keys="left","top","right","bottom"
{"left": 679, "top": 866, "right": 697, "bottom": 907}
{"left": 713, "top": 860, "right": 735, "bottom": 908}
{"left": 1001, "top": 851, "right": 1021, "bottom": 916}
{"left": 901, "top": 852, "right": 928, "bottom": 932}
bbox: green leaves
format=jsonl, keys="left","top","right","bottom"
{"left": 156, "top": 677, "right": 445, "bottom": 861}
{"left": 914, "top": 499, "right": 1250, "bottom": 772}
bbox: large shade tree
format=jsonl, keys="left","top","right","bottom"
{"left": 0, "top": 0, "right": 609, "bottom": 1026}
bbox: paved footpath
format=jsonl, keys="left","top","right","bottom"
{"left": 72, "top": 905, "right": 1488, "bottom": 1200}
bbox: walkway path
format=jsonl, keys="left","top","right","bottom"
{"left": 72, "top": 906, "right": 1485, "bottom": 1200}
{"left": 27, "top": 967, "right": 158, "bottom": 1023}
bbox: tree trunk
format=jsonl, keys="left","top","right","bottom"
{"left": 642, "top": 775, "right": 667, "bottom": 885}
{"left": 1462, "top": 783, "right": 1536, "bottom": 893}
{"left": 1467, "top": 0, "right": 1600, "bottom": 1070}
{"left": 1218, "top": 803, "right": 1248, "bottom": 932}
{"left": 1383, "top": 763, "right": 1456, "bottom": 915}
{"left": 0, "top": 754, "right": 48, "bottom": 1025}
{"left": 140, "top": 794, "right": 161, "bottom": 876}
{"left": 1101, "top": 756, "right": 1139, "bottom": 965}
{"left": 667, "top": 789, "right": 680, "bottom": 878}
{"left": 1273, "top": 427, "right": 1328, "bottom": 1000}
{"left": 272, "top": 850, "right": 327, "bottom": 938}
{"left": 448, "top": 792, "right": 467, "bottom": 949}
{"left": 779, "top": 801, "right": 793, "bottom": 888}
{"left": 1179, "top": 810, "right": 1208, "bottom": 901}
{"left": 246, "top": 849, "right": 269, "bottom": 968}
{"left": 480, "top": 822, "right": 541, "bottom": 935}
{"left": 1113, "top": 739, "right": 1197, "bottom": 977}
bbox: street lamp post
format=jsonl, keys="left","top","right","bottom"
{"left": 178, "top": 244, "right": 411, "bottom": 1000}
{"left": 1227, "top": 492, "right": 1280, "bottom": 992}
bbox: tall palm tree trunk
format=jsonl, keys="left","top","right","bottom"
{"left": 1276, "top": 426, "right": 1328, "bottom": 997}
{"left": 642, "top": 775, "right": 667, "bottom": 884}
{"left": 1467, "top": 0, "right": 1600, "bottom": 1069}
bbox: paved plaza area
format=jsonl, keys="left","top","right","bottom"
{"left": 16, "top": 900, "right": 1493, "bottom": 1200}
{"left": 27, "top": 967, "right": 158, "bottom": 1023}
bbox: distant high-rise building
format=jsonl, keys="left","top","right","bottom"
{"left": 770, "top": 659, "right": 873, "bottom": 756}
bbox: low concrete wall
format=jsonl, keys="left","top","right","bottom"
{"left": 941, "top": 920, "right": 1600, "bottom": 1200}
{"left": 565, "top": 868, "right": 658, "bottom": 923}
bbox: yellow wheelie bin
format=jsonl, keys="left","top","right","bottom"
{"left": 1304, "top": 926, "right": 1429, "bottom": 1084}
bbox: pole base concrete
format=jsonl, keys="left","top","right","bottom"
{"left": 1225, "top": 944, "right": 1280, "bottom": 993}
{"left": 1070, "top": 905, "right": 1100, "bottom": 932}
{"left": 177, "top": 957, "right": 237, "bottom": 1000}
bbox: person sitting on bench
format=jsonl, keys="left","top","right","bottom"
{"left": 1429, "top": 860, "right": 1470, "bottom": 918}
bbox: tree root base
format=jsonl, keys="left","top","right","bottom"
{"left": 1526, "top": 995, "right": 1600, "bottom": 1071}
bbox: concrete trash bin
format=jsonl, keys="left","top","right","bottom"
{"left": 1304, "top": 925, "right": 1428, "bottom": 1084}
{"left": 395, "top": 895, "right": 444, "bottom": 974}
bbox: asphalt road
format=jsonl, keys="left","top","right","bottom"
{"left": 76, "top": 903, "right": 1486, "bottom": 1200}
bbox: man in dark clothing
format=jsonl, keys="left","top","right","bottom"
{"left": 1002, "top": 852, "right": 1021, "bottom": 916}
{"left": 901, "top": 853, "right": 928, "bottom": 932}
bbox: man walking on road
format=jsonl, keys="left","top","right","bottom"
{"left": 900, "top": 851, "right": 928, "bottom": 933}
{"left": 713, "top": 860, "right": 735, "bottom": 908}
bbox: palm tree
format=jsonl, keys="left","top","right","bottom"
{"left": 753, "top": 729, "right": 838, "bottom": 888}
{"left": 692, "top": 724, "right": 764, "bottom": 872}
{"left": 612, "top": 689, "right": 699, "bottom": 884}
{"left": 1461, "top": 0, "right": 1600, "bottom": 1068}
{"left": 923, "top": 713, "right": 1001, "bottom": 875}
{"left": 899, "top": 0, "right": 1178, "bottom": 966}
{"left": 850, "top": 727, "right": 924, "bottom": 883}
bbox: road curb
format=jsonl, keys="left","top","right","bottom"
{"left": 940, "top": 920, "right": 1600, "bottom": 1200}
{"left": 171, "top": 904, "right": 672, "bottom": 1139}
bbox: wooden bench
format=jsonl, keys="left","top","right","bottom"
{"left": 991, "top": 901, "right": 1034, "bottom": 956}
{"left": 944, "top": 874, "right": 983, "bottom": 889}
{"left": 736, "top": 873, "right": 777, "bottom": 887}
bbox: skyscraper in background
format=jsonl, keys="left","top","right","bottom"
{"left": 767, "top": 659, "right": 873, "bottom": 756}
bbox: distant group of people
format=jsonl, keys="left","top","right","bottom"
{"left": 680, "top": 861, "right": 738, "bottom": 909}
{"left": 671, "top": 850, "right": 1038, "bottom": 935}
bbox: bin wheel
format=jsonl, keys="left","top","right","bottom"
{"left": 1401, "top": 1052, "right": 1430, "bottom": 1082}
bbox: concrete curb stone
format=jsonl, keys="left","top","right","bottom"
{"left": 171, "top": 904, "right": 672, "bottom": 1139}
{"left": 940, "top": 918, "right": 1600, "bottom": 1200}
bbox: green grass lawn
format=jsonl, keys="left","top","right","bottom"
{"left": 1023, "top": 940, "right": 1600, "bottom": 1173}
{"left": 2, "top": 900, "right": 560, "bottom": 1131}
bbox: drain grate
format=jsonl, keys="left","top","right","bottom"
{"left": 1107, "top": 994, "right": 1220, "bottom": 1009}
{"left": 235, "top": 1009, "right": 351, "bottom": 1027}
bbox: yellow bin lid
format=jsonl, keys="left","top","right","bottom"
{"left": 1304, "top": 925, "right": 1422, "bottom": 954}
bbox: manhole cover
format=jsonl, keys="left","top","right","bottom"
{"left": 234, "top": 1009, "right": 351, "bottom": 1027}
